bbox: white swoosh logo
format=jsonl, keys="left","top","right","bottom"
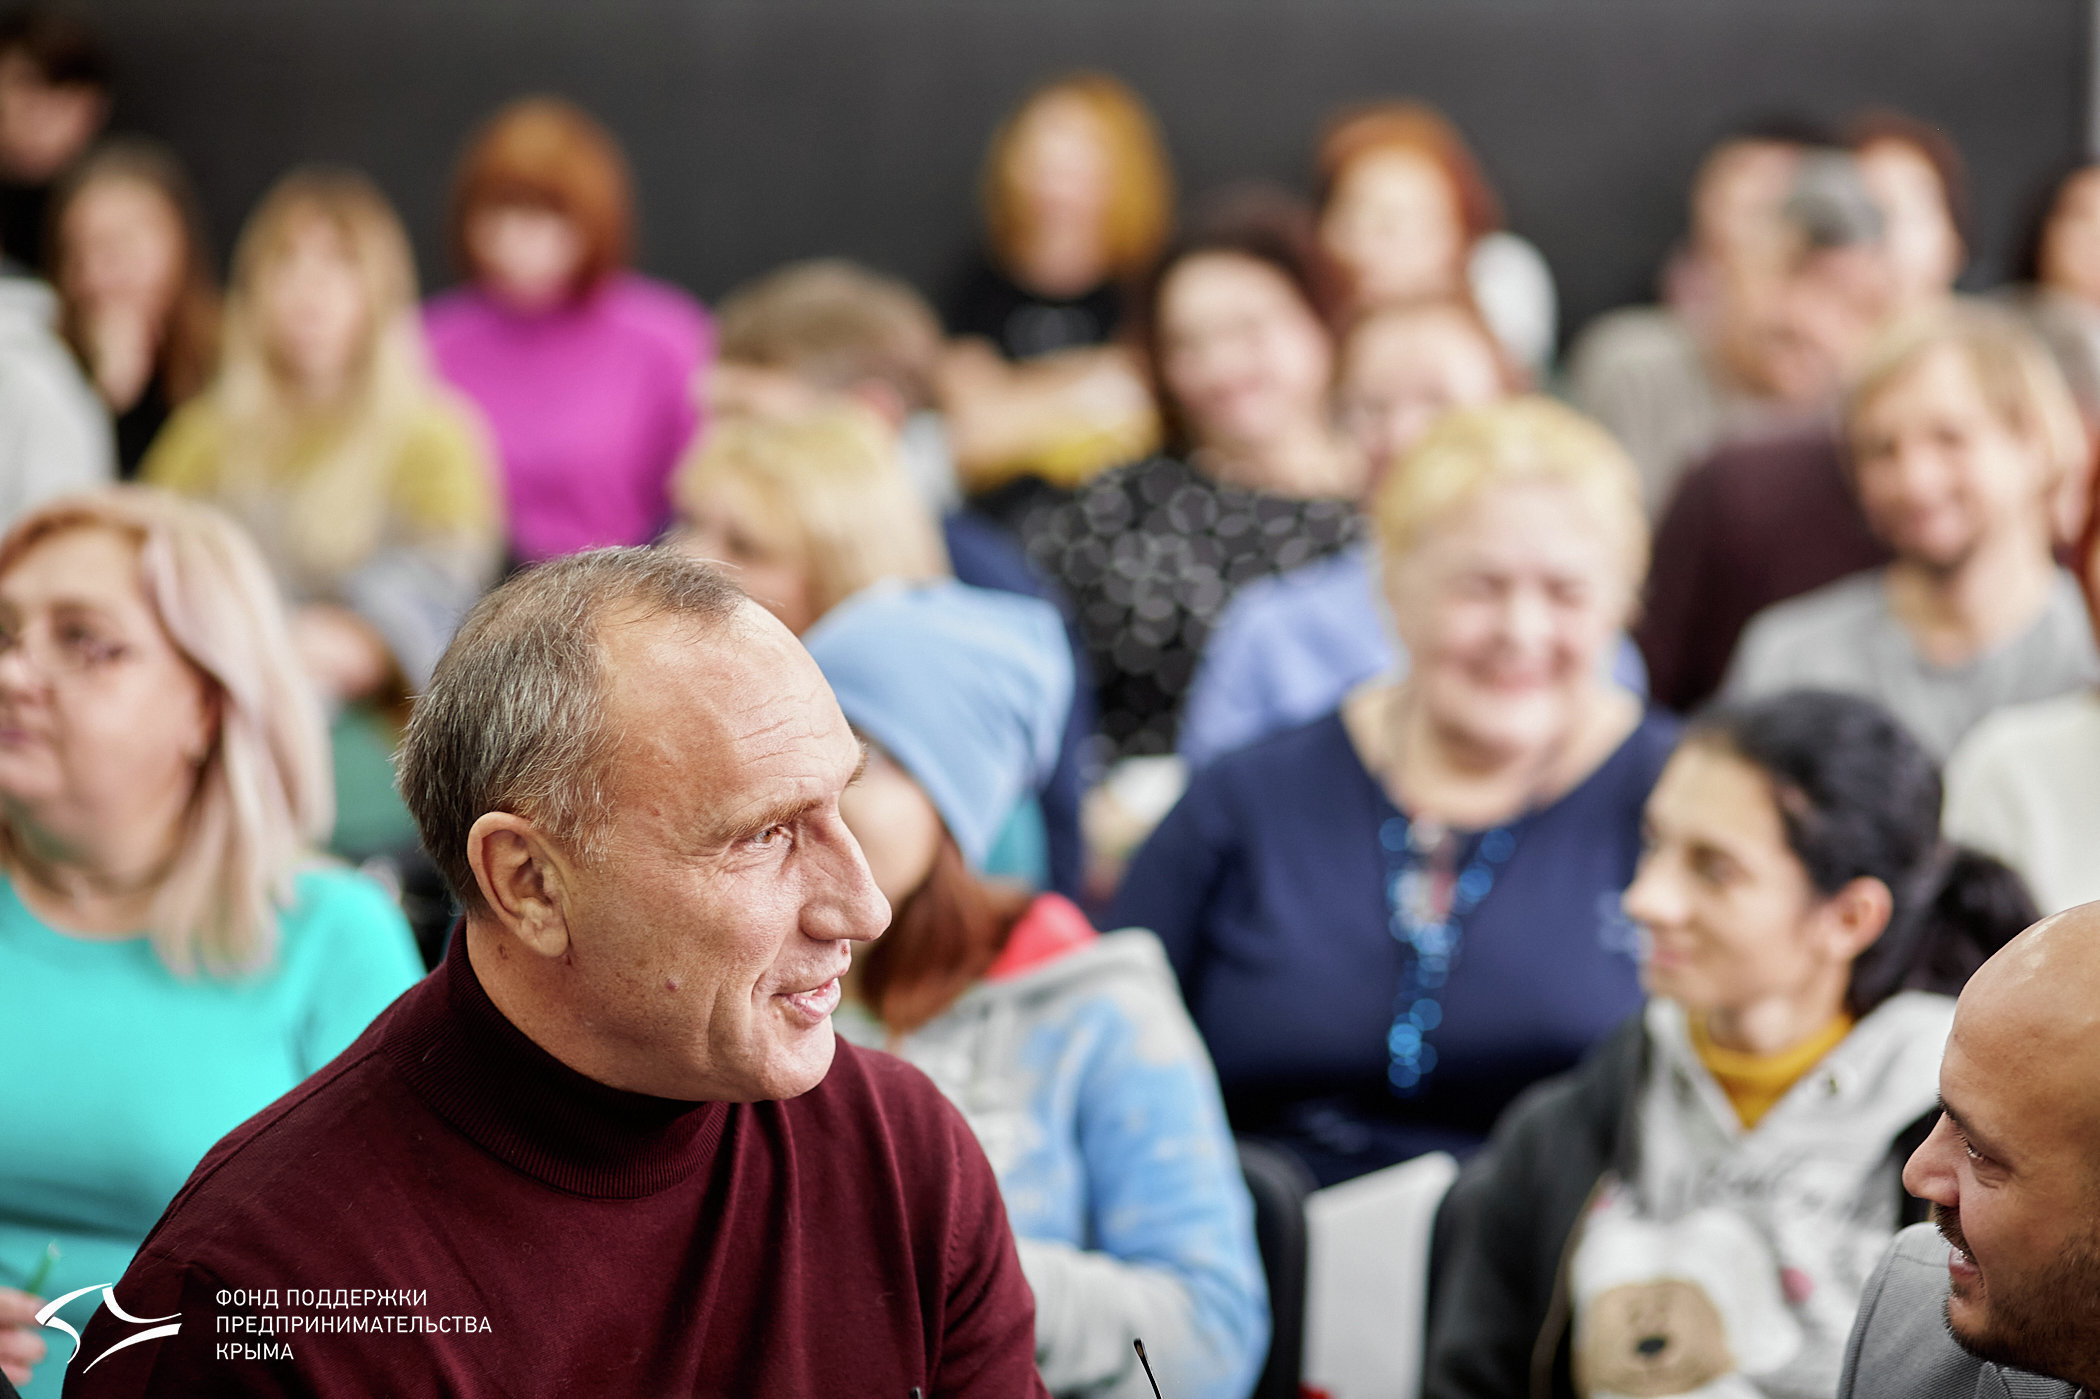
{"left": 34, "top": 1285, "right": 181, "bottom": 1369}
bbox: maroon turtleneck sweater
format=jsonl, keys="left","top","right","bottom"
{"left": 65, "top": 930, "right": 1047, "bottom": 1398}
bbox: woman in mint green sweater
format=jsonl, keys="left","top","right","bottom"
{"left": 0, "top": 489, "right": 423, "bottom": 1398}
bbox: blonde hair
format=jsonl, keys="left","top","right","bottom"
{"left": 0, "top": 488, "right": 332, "bottom": 976}
{"left": 672, "top": 409, "right": 948, "bottom": 623}
{"left": 214, "top": 167, "right": 435, "bottom": 588}
{"left": 1373, "top": 395, "right": 1649, "bottom": 584}
{"left": 1846, "top": 299, "right": 2090, "bottom": 490}
{"left": 983, "top": 73, "right": 1174, "bottom": 282}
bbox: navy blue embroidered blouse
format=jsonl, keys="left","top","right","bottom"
{"left": 1111, "top": 706, "right": 1678, "bottom": 1185}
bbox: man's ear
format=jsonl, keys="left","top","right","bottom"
{"left": 465, "top": 812, "right": 574, "bottom": 958}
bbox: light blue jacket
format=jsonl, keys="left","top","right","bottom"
{"left": 839, "top": 923, "right": 1268, "bottom": 1399}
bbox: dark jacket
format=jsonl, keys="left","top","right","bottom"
{"left": 1422, "top": 1014, "right": 1936, "bottom": 1399}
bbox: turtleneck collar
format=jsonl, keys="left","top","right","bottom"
{"left": 382, "top": 926, "right": 729, "bottom": 1199}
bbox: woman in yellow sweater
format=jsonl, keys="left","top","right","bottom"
{"left": 145, "top": 167, "right": 500, "bottom": 704}
{"left": 1425, "top": 689, "right": 2038, "bottom": 1399}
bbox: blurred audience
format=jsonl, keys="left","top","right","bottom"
{"left": 2008, "top": 160, "right": 2100, "bottom": 422}
{"left": 0, "top": 489, "right": 422, "bottom": 1399}
{"left": 2, "top": 47, "right": 2094, "bottom": 1393}
{"left": 1571, "top": 136, "right": 1898, "bottom": 511}
{"left": 1427, "top": 690, "right": 2033, "bottom": 1399}
{"left": 1178, "top": 298, "right": 1517, "bottom": 770}
{"left": 1659, "top": 117, "right": 1825, "bottom": 324}
{"left": 669, "top": 408, "right": 1074, "bottom": 890}
{"left": 939, "top": 73, "right": 1167, "bottom": 511}
{"left": 1724, "top": 303, "right": 2097, "bottom": 757}
{"left": 1567, "top": 119, "right": 1819, "bottom": 508}
{"left": 48, "top": 137, "right": 219, "bottom": 476}
{"left": 670, "top": 409, "right": 944, "bottom": 633}
{"left": 426, "top": 96, "right": 710, "bottom": 564}
{"left": 1020, "top": 191, "right": 1360, "bottom": 776}
{"left": 1942, "top": 457, "right": 2100, "bottom": 916}
{"left": 708, "top": 260, "right": 1095, "bottom": 898}
{"left": 1636, "top": 419, "right": 1892, "bottom": 714}
{"left": 1634, "top": 153, "right": 1919, "bottom": 713}
{"left": 144, "top": 167, "right": 500, "bottom": 705}
{"left": 1114, "top": 398, "right": 1671, "bottom": 1187}
{"left": 713, "top": 256, "right": 958, "bottom": 507}
{"left": 1315, "top": 101, "right": 1556, "bottom": 377}
{"left": 812, "top": 580, "right": 1268, "bottom": 1399}
{"left": 0, "top": 8, "right": 107, "bottom": 271}
{"left": 1849, "top": 109, "right": 1968, "bottom": 318}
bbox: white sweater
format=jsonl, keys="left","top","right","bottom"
{"left": 0, "top": 274, "right": 112, "bottom": 526}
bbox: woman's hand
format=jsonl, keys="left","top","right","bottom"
{"left": 937, "top": 341, "right": 1158, "bottom": 488}
{"left": 292, "top": 603, "right": 395, "bottom": 706}
{"left": 0, "top": 1287, "right": 49, "bottom": 1388}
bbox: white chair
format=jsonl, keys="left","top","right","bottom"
{"left": 1301, "top": 1152, "right": 1459, "bottom": 1399}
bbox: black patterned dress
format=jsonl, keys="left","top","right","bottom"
{"left": 1019, "top": 454, "right": 1359, "bottom": 762}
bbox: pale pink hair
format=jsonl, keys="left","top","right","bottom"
{"left": 0, "top": 487, "right": 332, "bottom": 974}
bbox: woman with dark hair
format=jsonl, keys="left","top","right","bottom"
{"left": 808, "top": 580, "right": 1268, "bottom": 1399}
{"left": 1020, "top": 189, "right": 1361, "bottom": 769}
{"left": 48, "top": 137, "right": 219, "bottom": 474}
{"left": 2003, "top": 159, "right": 2100, "bottom": 424}
{"left": 425, "top": 96, "right": 711, "bottom": 563}
{"left": 1847, "top": 108, "right": 1967, "bottom": 318}
{"left": 1426, "top": 689, "right": 2035, "bottom": 1399}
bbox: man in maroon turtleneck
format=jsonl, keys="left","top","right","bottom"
{"left": 66, "top": 550, "right": 1050, "bottom": 1398}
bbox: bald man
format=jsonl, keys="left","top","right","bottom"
{"left": 1838, "top": 906, "right": 2100, "bottom": 1397}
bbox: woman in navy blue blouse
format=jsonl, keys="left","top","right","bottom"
{"left": 1113, "top": 397, "right": 1676, "bottom": 1186}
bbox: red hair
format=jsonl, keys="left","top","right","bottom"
{"left": 858, "top": 836, "right": 1030, "bottom": 1036}
{"left": 448, "top": 97, "right": 633, "bottom": 295}
{"left": 982, "top": 72, "right": 1175, "bottom": 283}
{"left": 1316, "top": 100, "right": 1504, "bottom": 246}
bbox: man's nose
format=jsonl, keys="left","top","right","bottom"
{"left": 1902, "top": 1114, "right": 1961, "bottom": 1204}
{"left": 821, "top": 815, "right": 892, "bottom": 945}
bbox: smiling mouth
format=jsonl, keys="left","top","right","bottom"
{"left": 776, "top": 978, "right": 842, "bottom": 1022}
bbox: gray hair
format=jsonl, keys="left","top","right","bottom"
{"left": 398, "top": 547, "right": 746, "bottom": 908}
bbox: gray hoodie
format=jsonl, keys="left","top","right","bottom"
{"left": 1570, "top": 992, "right": 1955, "bottom": 1399}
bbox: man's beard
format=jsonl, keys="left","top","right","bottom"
{"left": 1934, "top": 1202, "right": 2100, "bottom": 1387}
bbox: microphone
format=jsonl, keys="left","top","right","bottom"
{"left": 1133, "top": 1337, "right": 1163, "bottom": 1399}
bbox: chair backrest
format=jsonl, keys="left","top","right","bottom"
{"left": 1237, "top": 1137, "right": 1316, "bottom": 1399}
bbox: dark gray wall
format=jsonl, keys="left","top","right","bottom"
{"left": 76, "top": 0, "right": 2092, "bottom": 346}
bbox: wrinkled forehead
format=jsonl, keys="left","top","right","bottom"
{"left": 595, "top": 602, "right": 853, "bottom": 802}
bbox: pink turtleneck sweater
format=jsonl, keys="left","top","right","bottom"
{"left": 425, "top": 273, "right": 712, "bottom": 563}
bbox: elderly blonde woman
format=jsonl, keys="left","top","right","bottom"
{"left": 670, "top": 408, "right": 1088, "bottom": 894}
{"left": 1724, "top": 301, "right": 2098, "bottom": 758}
{"left": 1113, "top": 398, "right": 1676, "bottom": 1186}
{"left": 0, "top": 490, "right": 423, "bottom": 1398}
{"left": 144, "top": 166, "right": 501, "bottom": 705}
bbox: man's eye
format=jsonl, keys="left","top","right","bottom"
{"left": 751, "top": 824, "right": 791, "bottom": 849}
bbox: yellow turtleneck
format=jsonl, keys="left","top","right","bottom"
{"left": 1689, "top": 1012, "right": 1855, "bottom": 1130}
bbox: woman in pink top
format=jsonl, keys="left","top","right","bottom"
{"left": 425, "top": 97, "right": 712, "bottom": 563}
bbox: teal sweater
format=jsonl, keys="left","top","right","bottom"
{"left": 0, "top": 866, "right": 423, "bottom": 1399}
